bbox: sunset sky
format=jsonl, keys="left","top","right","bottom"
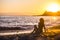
{"left": 0, "top": 0, "right": 60, "bottom": 15}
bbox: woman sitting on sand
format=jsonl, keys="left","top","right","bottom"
{"left": 32, "top": 18, "right": 46, "bottom": 37}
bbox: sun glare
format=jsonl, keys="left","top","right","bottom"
{"left": 52, "top": 17, "right": 57, "bottom": 22}
{"left": 53, "top": 17, "right": 57, "bottom": 20}
{"left": 46, "top": 3, "right": 59, "bottom": 12}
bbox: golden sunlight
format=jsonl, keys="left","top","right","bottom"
{"left": 46, "top": 3, "right": 59, "bottom": 12}
{"left": 52, "top": 17, "right": 57, "bottom": 22}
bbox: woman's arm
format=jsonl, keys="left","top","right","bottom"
{"left": 43, "top": 24, "right": 46, "bottom": 32}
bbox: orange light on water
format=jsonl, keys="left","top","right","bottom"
{"left": 52, "top": 17, "right": 57, "bottom": 22}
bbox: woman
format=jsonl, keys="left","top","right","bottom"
{"left": 31, "top": 18, "right": 46, "bottom": 37}
{"left": 37, "top": 18, "right": 46, "bottom": 35}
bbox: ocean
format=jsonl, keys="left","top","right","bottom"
{"left": 0, "top": 16, "right": 60, "bottom": 28}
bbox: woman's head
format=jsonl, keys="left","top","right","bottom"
{"left": 39, "top": 18, "right": 44, "bottom": 23}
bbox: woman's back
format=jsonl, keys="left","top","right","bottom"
{"left": 37, "top": 18, "right": 45, "bottom": 35}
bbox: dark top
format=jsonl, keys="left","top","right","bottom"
{"left": 38, "top": 22, "right": 45, "bottom": 33}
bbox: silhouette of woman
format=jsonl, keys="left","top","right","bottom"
{"left": 37, "top": 18, "right": 45, "bottom": 35}
{"left": 31, "top": 18, "right": 45, "bottom": 37}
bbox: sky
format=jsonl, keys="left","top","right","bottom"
{"left": 0, "top": 0, "right": 59, "bottom": 15}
